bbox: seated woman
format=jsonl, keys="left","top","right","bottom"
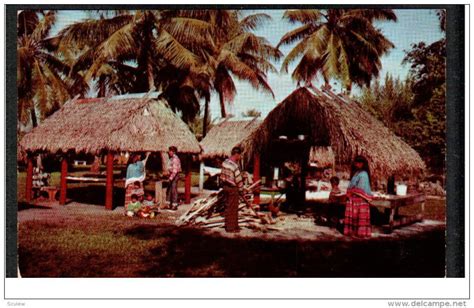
{"left": 343, "top": 155, "right": 373, "bottom": 238}
{"left": 124, "top": 152, "right": 150, "bottom": 212}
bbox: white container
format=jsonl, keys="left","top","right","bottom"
{"left": 396, "top": 184, "right": 407, "bottom": 196}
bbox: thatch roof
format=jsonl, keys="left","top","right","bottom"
{"left": 242, "top": 87, "right": 426, "bottom": 179}
{"left": 200, "top": 117, "right": 262, "bottom": 160}
{"left": 309, "top": 146, "right": 335, "bottom": 169}
{"left": 20, "top": 94, "right": 201, "bottom": 155}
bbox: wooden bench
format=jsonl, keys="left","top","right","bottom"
{"left": 370, "top": 193, "right": 426, "bottom": 233}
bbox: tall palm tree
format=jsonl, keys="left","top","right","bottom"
{"left": 51, "top": 10, "right": 210, "bottom": 95}
{"left": 17, "top": 10, "right": 83, "bottom": 127}
{"left": 163, "top": 10, "right": 282, "bottom": 137}
{"left": 278, "top": 9, "right": 397, "bottom": 92}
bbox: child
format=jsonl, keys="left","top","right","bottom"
{"left": 329, "top": 176, "right": 342, "bottom": 200}
{"left": 327, "top": 176, "right": 346, "bottom": 228}
{"left": 137, "top": 193, "right": 160, "bottom": 218}
{"left": 126, "top": 194, "right": 142, "bottom": 217}
{"left": 142, "top": 193, "right": 155, "bottom": 207}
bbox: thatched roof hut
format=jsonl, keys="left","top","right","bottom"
{"left": 20, "top": 94, "right": 201, "bottom": 155}
{"left": 200, "top": 117, "right": 262, "bottom": 161}
{"left": 242, "top": 87, "right": 426, "bottom": 179}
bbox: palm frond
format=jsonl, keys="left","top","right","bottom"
{"left": 55, "top": 15, "right": 133, "bottom": 52}
{"left": 277, "top": 24, "right": 315, "bottom": 47}
{"left": 155, "top": 29, "right": 200, "bottom": 70}
{"left": 239, "top": 13, "right": 272, "bottom": 31}
{"left": 282, "top": 9, "right": 322, "bottom": 24}
{"left": 280, "top": 37, "right": 310, "bottom": 73}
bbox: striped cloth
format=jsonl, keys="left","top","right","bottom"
{"left": 124, "top": 183, "right": 144, "bottom": 210}
{"left": 343, "top": 188, "right": 373, "bottom": 238}
{"left": 220, "top": 158, "right": 243, "bottom": 190}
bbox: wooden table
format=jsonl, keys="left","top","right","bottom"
{"left": 370, "top": 193, "right": 426, "bottom": 233}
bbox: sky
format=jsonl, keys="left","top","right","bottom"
{"left": 51, "top": 9, "right": 444, "bottom": 120}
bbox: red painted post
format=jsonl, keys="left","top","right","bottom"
{"left": 25, "top": 156, "right": 33, "bottom": 203}
{"left": 253, "top": 153, "right": 261, "bottom": 205}
{"left": 105, "top": 151, "right": 114, "bottom": 210}
{"left": 59, "top": 157, "right": 68, "bottom": 205}
{"left": 184, "top": 156, "right": 192, "bottom": 204}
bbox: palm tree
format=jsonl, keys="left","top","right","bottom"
{"left": 163, "top": 10, "right": 281, "bottom": 137}
{"left": 51, "top": 11, "right": 210, "bottom": 94}
{"left": 278, "top": 9, "right": 397, "bottom": 92}
{"left": 201, "top": 10, "right": 281, "bottom": 118}
{"left": 17, "top": 10, "right": 83, "bottom": 127}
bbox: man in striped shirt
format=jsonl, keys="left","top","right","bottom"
{"left": 220, "top": 146, "right": 245, "bottom": 232}
{"left": 166, "top": 146, "right": 181, "bottom": 210}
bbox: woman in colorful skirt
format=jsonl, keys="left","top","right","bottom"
{"left": 344, "top": 155, "right": 373, "bottom": 238}
{"left": 124, "top": 152, "right": 150, "bottom": 211}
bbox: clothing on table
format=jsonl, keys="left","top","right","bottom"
{"left": 32, "top": 167, "right": 49, "bottom": 189}
{"left": 219, "top": 158, "right": 243, "bottom": 190}
{"left": 347, "top": 170, "right": 372, "bottom": 195}
{"left": 343, "top": 187, "right": 373, "bottom": 237}
{"left": 168, "top": 154, "right": 182, "bottom": 181}
{"left": 223, "top": 185, "right": 240, "bottom": 232}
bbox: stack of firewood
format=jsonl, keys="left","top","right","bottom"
{"left": 176, "top": 181, "right": 276, "bottom": 229}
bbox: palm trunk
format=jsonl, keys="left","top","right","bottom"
{"left": 219, "top": 92, "right": 227, "bottom": 118}
{"left": 202, "top": 96, "right": 210, "bottom": 137}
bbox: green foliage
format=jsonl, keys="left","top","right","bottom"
{"left": 242, "top": 108, "right": 262, "bottom": 117}
{"left": 358, "top": 25, "right": 446, "bottom": 173}
{"left": 279, "top": 9, "right": 397, "bottom": 92}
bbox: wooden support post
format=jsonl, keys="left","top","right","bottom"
{"left": 25, "top": 155, "right": 33, "bottom": 203}
{"left": 253, "top": 153, "right": 261, "bottom": 205}
{"left": 105, "top": 151, "right": 114, "bottom": 210}
{"left": 184, "top": 156, "right": 192, "bottom": 204}
{"left": 59, "top": 156, "right": 68, "bottom": 205}
{"left": 199, "top": 161, "right": 205, "bottom": 191}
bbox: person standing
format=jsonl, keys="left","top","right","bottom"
{"left": 220, "top": 146, "right": 245, "bottom": 233}
{"left": 124, "top": 152, "right": 150, "bottom": 210}
{"left": 344, "top": 155, "right": 373, "bottom": 238}
{"left": 166, "top": 146, "right": 181, "bottom": 210}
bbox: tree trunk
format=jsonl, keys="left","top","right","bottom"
{"left": 219, "top": 92, "right": 227, "bottom": 118}
{"left": 202, "top": 96, "right": 209, "bottom": 137}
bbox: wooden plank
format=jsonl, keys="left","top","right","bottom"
{"left": 155, "top": 181, "right": 163, "bottom": 207}
{"left": 105, "top": 152, "right": 114, "bottom": 210}
{"left": 59, "top": 157, "right": 68, "bottom": 205}
{"left": 25, "top": 156, "right": 33, "bottom": 202}
{"left": 253, "top": 153, "right": 260, "bottom": 205}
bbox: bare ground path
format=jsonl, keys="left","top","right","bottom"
{"left": 18, "top": 199, "right": 446, "bottom": 277}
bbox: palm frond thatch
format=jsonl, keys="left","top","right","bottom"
{"left": 20, "top": 94, "right": 201, "bottom": 155}
{"left": 200, "top": 117, "right": 262, "bottom": 160}
{"left": 242, "top": 87, "right": 426, "bottom": 180}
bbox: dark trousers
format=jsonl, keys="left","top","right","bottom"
{"left": 166, "top": 177, "right": 179, "bottom": 206}
{"left": 223, "top": 185, "right": 240, "bottom": 232}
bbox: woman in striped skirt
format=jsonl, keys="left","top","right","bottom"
{"left": 344, "top": 155, "right": 373, "bottom": 238}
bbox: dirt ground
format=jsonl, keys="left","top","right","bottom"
{"left": 17, "top": 196, "right": 446, "bottom": 278}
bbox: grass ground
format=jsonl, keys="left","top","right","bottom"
{"left": 17, "top": 169, "right": 446, "bottom": 277}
